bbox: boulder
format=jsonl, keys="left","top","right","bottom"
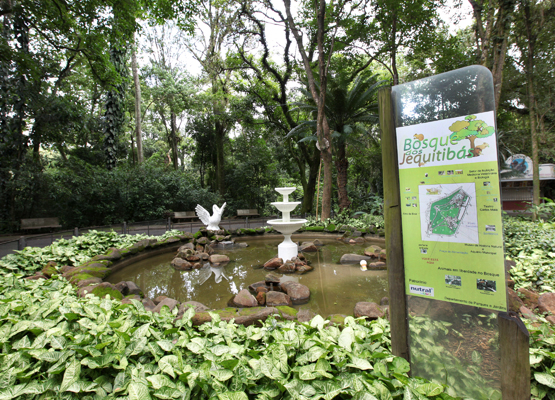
{"left": 380, "top": 297, "right": 389, "bottom": 306}
{"left": 297, "top": 308, "right": 316, "bottom": 323}
{"left": 296, "top": 264, "right": 314, "bottom": 273}
{"left": 256, "top": 292, "right": 266, "bottom": 305}
{"left": 41, "top": 261, "right": 58, "bottom": 278}
{"left": 78, "top": 284, "right": 99, "bottom": 297}
{"left": 192, "top": 263, "right": 203, "bottom": 269}
{"left": 153, "top": 296, "right": 168, "bottom": 305}
{"left": 517, "top": 288, "right": 539, "bottom": 309}
{"left": 171, "top": 258, "right": 192, "bottom": 271}
{"left": 378, "top": 249, "right": 387, "bottom": 260}
{"left": 508, "top": 288, "right": 525, "bottom": 313}
{"left": 354, "top": 302, "right": 385, "bottom": 320}
{"left": 208, "top": 254, "right": 230, "bottom": 265}
{"left": 265, "top": 272, "right": 283, "bottom": 285}
{"left": 299, "top": 242, "right": 318, "bottom": 252}
{"left": 354, "top": 237, "right": 365, "bottom": 244}
{"left": 368, "top": 261, "right": 386, "bottom": 270}
{"left": 520, "top": 306, "right": 537, "bottom": 321}
{"left": 114, "top": 281, "right": 130, "bottom": 295}
{"left": 340, "top": 254, "right": 373, "bottom": 264}
{"left": 153, "top": 298, "right": 180, "bottom": 313}
{"left": 142, "top": 298, "right": 156, "bottom": 311}
{"left": 92, "top": 247, "right": 123, "bottom": 262}
{"left": 234, "top": 307, "right": 280, "bottom": 326}
{"left": 198, "top": 252, "right": 210, "bottom": 261}
{"left": 90, "top": 282, "right": 123, "bottom": 300}
{"left": 547, "top": 316, "right": 555, "bottom": 325}
{"left": 196, "top": 237, "right": 210, "bottom": 245}
{"left": 278, "top": 261, "right": 296, "bottom": 273}
{"left": 186, "top": 254, "right": 201, "bottom": 262}
{"left": 364, "top": 245, "right": 382, "bottom": 257}
{"left": 313, "top": 239, "right": 324, "bottom": 246}
{"left": 263, "top": 257, "right": 283, "bottom": 270}
{"left": 266, "top": 291, "right": 292, "bottom": 307}
{"left": 60, "top": 265, "right": 74, "bottom": 274}
{"left": 125, "top": 281, "right": 142, "bottom": 296}
{"left": 280, "top": 281, "right": 310, "bottom": 305}
{"left": 538, "top": 292, "right": 555, "bottom": 315}
{"left": 232, "top": 289, "right": 258, "bottom": 308}
{"left": 178, "top": 243, "right": 195, "bottom": 252}
{"left": 248, "top": 281, "right": 267, "bottom": 292}
{"left": 175, "top": 301, "right": 209, "bottom": 319}
{"left": 177, "top": 249, "right": 194, "bottom": 259}
{"left": 76, "top": 277, "right": 103, "bottom": 288}
{"left": 256, "top": 286, "right": 269, "bottom": 294}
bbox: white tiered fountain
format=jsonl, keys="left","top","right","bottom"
{"left": 267, "top": 187, "right": 307, "bottom": 261}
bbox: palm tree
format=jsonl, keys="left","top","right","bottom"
{"left": 288, "top": 71, "right": 385, "bottom": 210}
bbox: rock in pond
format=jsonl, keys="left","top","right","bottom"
{"left": 171, "top": 258, "right": 192, "bottom": 270}
{"left": 280, "top": 281, "right": 310, "bottom": 305}
{"left": 208, "top": 254, "right": 230, "bottom": 266}
{"left": 299, "top": 242, "right": 318, "bottom": 252}
{"left": 266, "top": 291, "right": 292, "bottom": 307}
{"left": 354, "top": 302, "right": 385, "bottom": 320}
{"left": 340, "top": 254, "right": 373, "bottom": 264}
{"left": 264, "top": 257, "right": 283, "bottom": 270}
{"left": 368, "top": 261, "right": 386, "bottom": 270}
{"left": 232, "top": 289, "right": 258, "bottom": 307}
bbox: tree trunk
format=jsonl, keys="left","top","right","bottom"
{"left": 391, "top": 14, "right": 399, "bottom": 86}
{"left": 215, "top": 120, "right": 226, "bottom": 196}
{"left": 335, "top": 141, "right": 351, "bottom": 209}
{"left": 170, "top": 112, "right": 178, "bottom": 170}
{"left": 523, "top": 0, "right": 539, "bottom": 219}
{"left": 132, "top": 34, "right": 143, "bottom": 163}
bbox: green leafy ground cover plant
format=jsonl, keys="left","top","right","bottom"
{"left": 0, "top": 230, "right": 184, "bottom": 275}
{"left": 0, "top": 272, "right": 454, "bottom": 400}
{"left": 503, "top": 217, "right": 555, "bottom": 294}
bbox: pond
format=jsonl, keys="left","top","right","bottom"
{"left": 107, "top": 238, "right": 389, "bottom": 316}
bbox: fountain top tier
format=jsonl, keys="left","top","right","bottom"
{"left": 267, "top": 187, "right": 307, "bottom": 261}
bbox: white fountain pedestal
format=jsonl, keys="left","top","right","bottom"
{"left": 267, "top": 187, "right": 307, "bottom": 261}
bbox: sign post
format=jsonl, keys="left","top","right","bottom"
{"left": 381, "top": 66, "right": 529, "bottom": 399}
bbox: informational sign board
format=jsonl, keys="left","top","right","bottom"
{"left": 396, "top": 111, "right": 507, "bottom": 311}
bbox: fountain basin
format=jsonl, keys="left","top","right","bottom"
{"left": 266, "top": 218, "right": 307, "bottom": 235}
{"left": 271, "top": 202, "right": 301, "bottom": 213}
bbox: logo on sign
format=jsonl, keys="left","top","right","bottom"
{"left": 409, "top": 285, "right": 434, "bottom": 296}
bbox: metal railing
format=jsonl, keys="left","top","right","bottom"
{"left": 0, "top": 216, "right": 283, "bottom": 259}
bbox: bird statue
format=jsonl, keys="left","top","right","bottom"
{"left": 195, "top": 202, "right": 226, "bottom": 231}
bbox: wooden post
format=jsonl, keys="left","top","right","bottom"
{"left": 379, "top": 86, "right": 410, "bottom": 362}
{"left": 498, "top": 312, "right": 530, "bottom": 399}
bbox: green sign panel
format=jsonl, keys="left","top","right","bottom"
{"left": 396, "top": 111, "right": 507, "bottom": 311}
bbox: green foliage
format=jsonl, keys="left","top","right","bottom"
{"left": 304, "top": 213, "right": 384, "bottom": 231}
{"left": 0, "top": 230, "right": 183, "bottom": 275}
{"left": 503, "top": 216, "right": 555, "bottom": 293}
{"left": 526, "top": 319, "right": 555, "bottom": 399}
{"left": 0, "top": 259, "right": 452, "bottom": 400}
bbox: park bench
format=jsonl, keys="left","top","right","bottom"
{"left": 20, "top": 218, "right": 62, "bottom": 232}
{"left": 172, "top": 211, "right": 198, "bottom": 222}
{"left": 237, "top": 209, "right": 260, "bottom": 218}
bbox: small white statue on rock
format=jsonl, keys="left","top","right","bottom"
{"left": 195, "top": 202, "right": 226, "bottom": 231}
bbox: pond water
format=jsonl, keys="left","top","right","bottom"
{"left": 107, "top": 238, "right": 389, "bottom": 316}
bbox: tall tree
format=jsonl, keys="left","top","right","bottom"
{"left": 469, "top": 0, "right": 516, "bottom": 109}
{"left": 233, "top": 1, "right": 321, "bottom": 213}
{"left": 184, "top": 0, "right": 243, "bottom": 196}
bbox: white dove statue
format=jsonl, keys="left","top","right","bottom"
{"left": 195, "top": 202, "right": 226, "bottom": 231}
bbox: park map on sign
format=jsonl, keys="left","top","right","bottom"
{"left": 427, "top": 188, "right": 471, "bottom": 236}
